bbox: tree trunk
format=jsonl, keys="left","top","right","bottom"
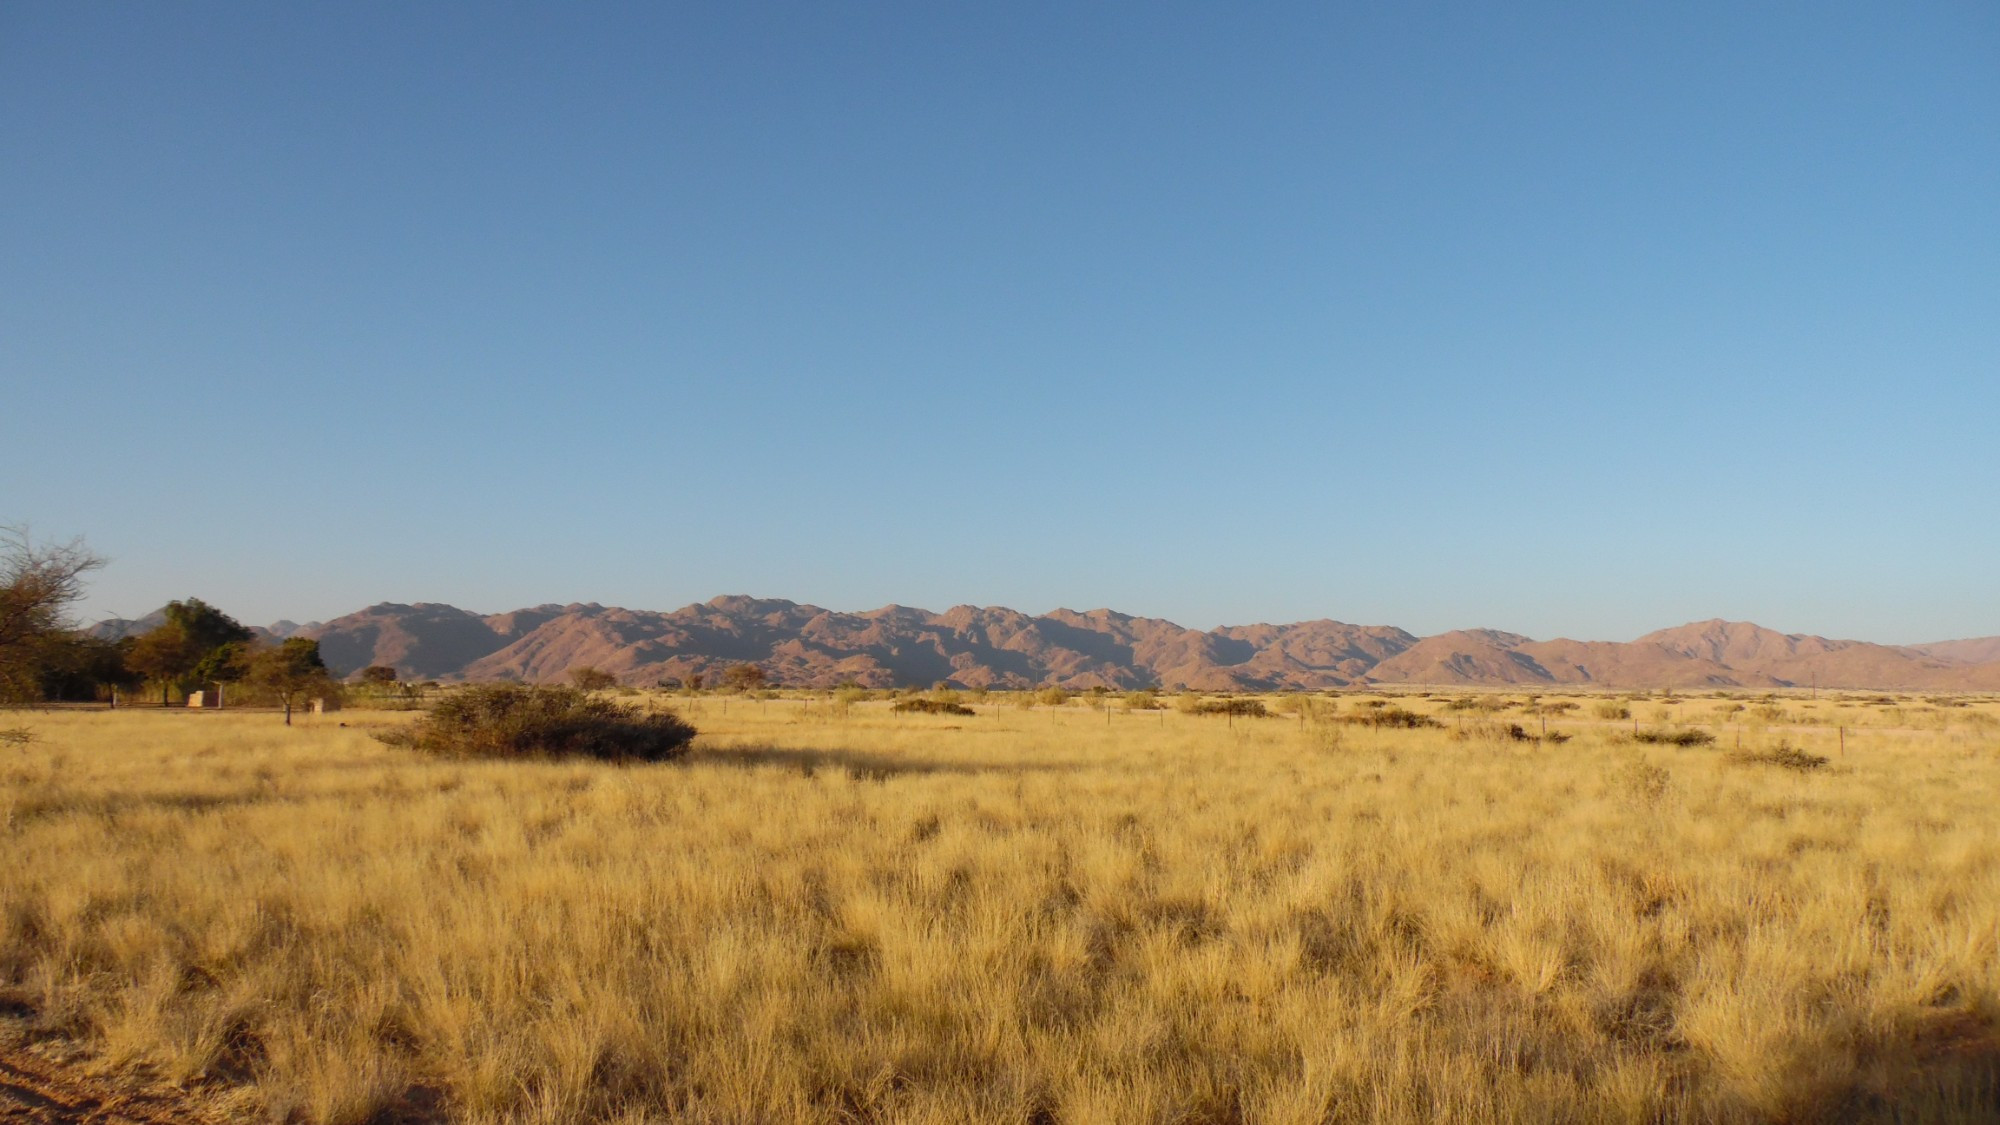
{"left": 283, "top": 698, "right": 292, "bottom": 726}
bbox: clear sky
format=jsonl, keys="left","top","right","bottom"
{"left": 4, "top": 2, "right": 1996, "bottom": 642}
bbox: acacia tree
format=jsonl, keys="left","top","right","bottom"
{"left": 35, "top": 634, "right": 141, "bottom": 703}
{"left": 249, "top": 637, "right": 337, "bottom": 725}
{"left": 0, "top": 526, "right": 104, "bottom": 705}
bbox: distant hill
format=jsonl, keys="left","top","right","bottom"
{"left": 84, "top": 610, "right": 167, "bottom": 642}
{"left": 263, "top": 598, "right": 2000, "bottom": 692}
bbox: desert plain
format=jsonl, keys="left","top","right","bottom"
{"left": 2, "top": 689, "right": 1997, "bottom": 1123}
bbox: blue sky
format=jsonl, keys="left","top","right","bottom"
{"left": 4, "top": 2, "right": 1996, "bottom": 642}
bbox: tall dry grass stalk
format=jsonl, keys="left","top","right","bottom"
{"left": 2, "top": 694, "right": 1997, "bottom": 1123}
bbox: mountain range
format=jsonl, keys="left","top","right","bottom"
{"left": 91, "top": 599, "right": 2000, "bottom": 692}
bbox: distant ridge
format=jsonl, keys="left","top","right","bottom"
{"left": 117, "top": 599, "right": 1985, "bottom": 692}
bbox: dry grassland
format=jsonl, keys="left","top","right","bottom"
{"left": 2, "top": 692, "right": 1998, "bottom": 1123}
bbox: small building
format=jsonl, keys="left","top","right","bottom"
{"left": 186, "top": 690, "right": 219, "bottom": 709}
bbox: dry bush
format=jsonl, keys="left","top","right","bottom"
{"left": 377, "top": 684, "right": 695, "bottom": 762}
{"left": 1633, "top": 727, "right": 1717, "bottom": 747}
{"left": 1727, "top": 743, "right": 1830, "bottom": 772}
{"left": 1184, "top": 697, "right": 1270, "bottom": 718}
{"left": 1618, "top": 758, "right": 1673, "bottom": 805}
{"left": 890, "top": 699, "right": 975, "bottom": 716}
{"left": 1345, "top": 706, "right": 1443, "bottom": 730}
{"left": 1452, "top": 720, "right": 1571, "bottom": 745}
{"left": 1591, "top": 701, "right": 1632, "bottom": 720}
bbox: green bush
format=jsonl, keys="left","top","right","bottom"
{"left": 378, "top": 684, "right": 696, "bottom": 762}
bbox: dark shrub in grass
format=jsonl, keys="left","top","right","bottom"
{"left": 1728, "top": 744, "right": 1829, "bottom": 772}
{"left": 1632, "top": 728, "right": 1716, "bottom": 747}
{"left": 1188, "top": 698, "right": 1270, "bottom": 718}
{"left": 379, "top": 684, "right": 696, "bottom": 762}
{"left": 1345, "top": 707, "right": 1443, "bottom": 730}
{"left": 891, "top": 699, "right": 976, "bottom": 716}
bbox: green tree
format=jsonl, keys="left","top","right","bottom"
{"left": 358, "top": 665, "right": 399, "bottom": 686}
{"left": 249, "top": 637, "right": 338, "bottom": 725}
{"left": 35, "top": 634, "right": 142, "bottom": 702}
{"left": 0, "top": 526, "right": 104, "bottom": 704}
{"left": 128, "top": 599, "right": 252, "bottom": 705}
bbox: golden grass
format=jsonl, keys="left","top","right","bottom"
{"left": 2, "top": 694, "right": 1998, "bottom": 1123}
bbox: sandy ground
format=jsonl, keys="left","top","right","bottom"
{"left": 0, "top": 1021, "right": 241, "bottom": 1124}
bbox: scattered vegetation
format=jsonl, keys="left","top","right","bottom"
{"left": 1591, "top": 701, "right": 1632, "bottom": 720}
{"left": 376, "top": 684, "right": 696, "bottom": 762}
{"left": 1, "top": 693, "right": 1995, "bottom": 1123}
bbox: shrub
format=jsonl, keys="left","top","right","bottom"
{"left": 569, "top": 666, "right": 618, "bottom": 691}
{"left": 1591, "top": 701, "right": 1631, "bottom": 721}
{"left": 1279, "top": 696, "right": 1339, "bottom": 722}
{"left": 1632, "top": 728, "right": 1716, "bottom": 747}
{"left": 1728, "top": 744, "right": 1829, "bottom": 772}
{"left": 1345, "top": 707, "right": 1443, "bottom": 730}
{"left": 891, "top": 699, "right": 975, "bottom": 716}
{"left": 1186, "top": 697, "right": 1270, "bottom": 718}
{"left": 378, "top": 684, "right": 696, "bottom": 763}
{"left": 1035, "top": 687, "right": 1071, "bottom": 707}
{"left": 1452, "top": 720, "right": 1569, "bottom": 744}
{"left": 1619, "top": 760, "right": 1673, "bottom": 805}
{"left": 1122, "top": 690, "right": 1162, "bottom": 711}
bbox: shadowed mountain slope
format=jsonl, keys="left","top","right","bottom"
{"left": 282, "top": 599, "right": 2000, "bottom": 691}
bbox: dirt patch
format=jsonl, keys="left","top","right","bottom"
{"left": 0, "top": 1023, "right": 244, "bottom": 1124}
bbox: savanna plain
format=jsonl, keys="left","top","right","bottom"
{"left": 3, "top": 690, "right": 1998, "bottom": 1124}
